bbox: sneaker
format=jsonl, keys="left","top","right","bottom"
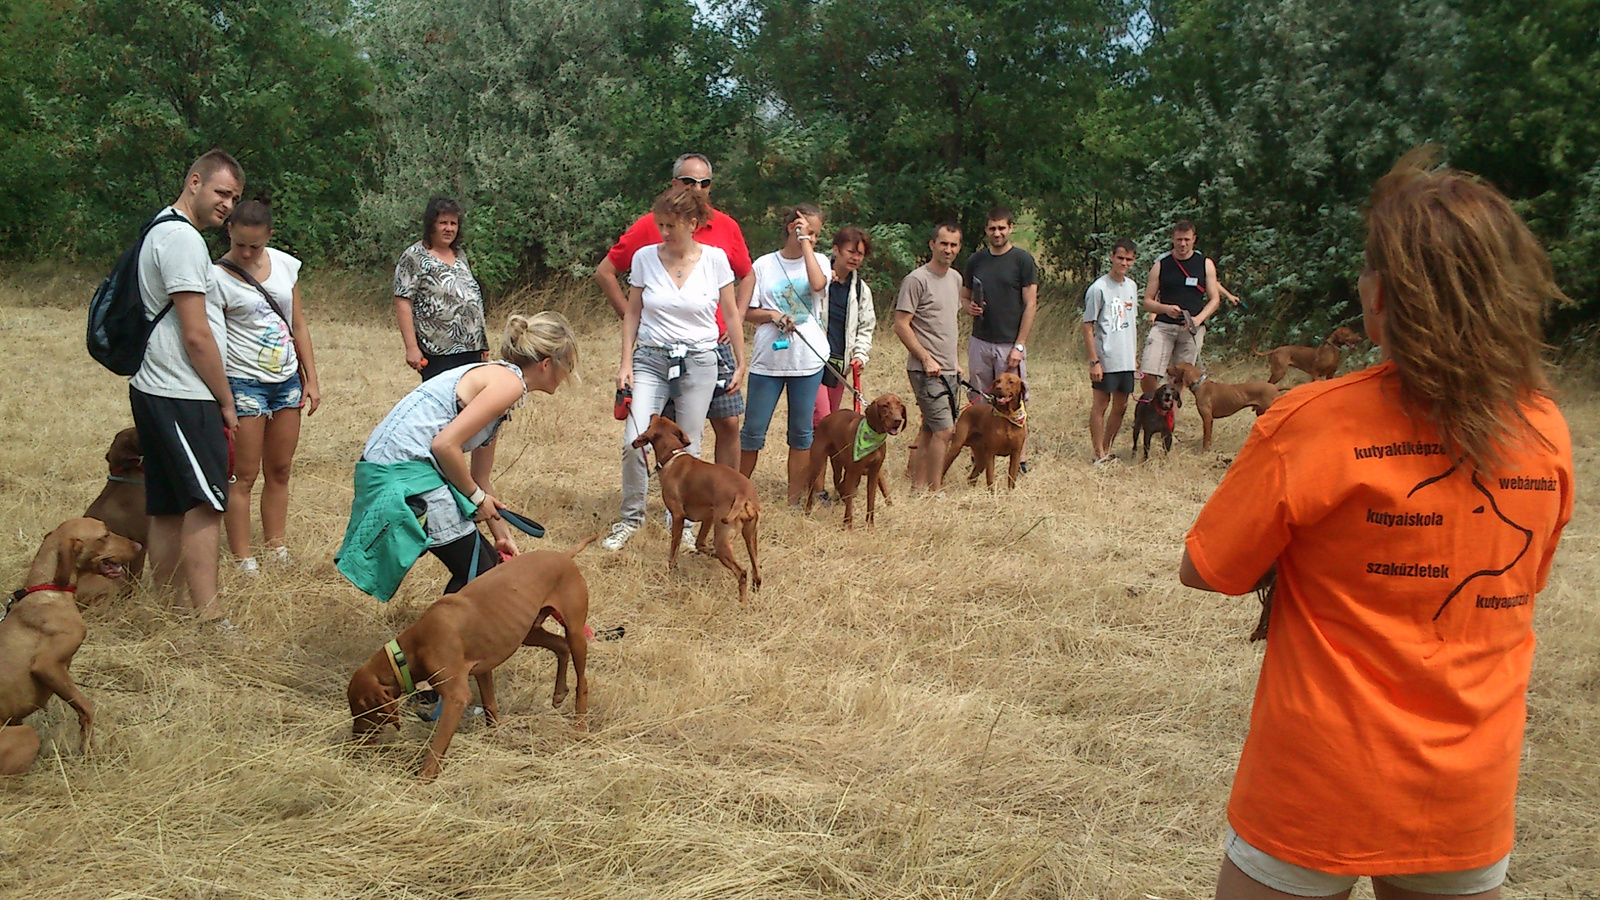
{"left": 813, "top": 490, "right": 833, "bottom": 507}
{"left": 1018, "top": 461, "right": 1030, "bottom": 475}
{"left": 1092, "top": 454, "right": 1118, "bottom": 467}
{"left": 680, "top": 521, "right": 698, "bottom": 553}
{"left": 236, "top": 557, "right": 260, "bottom": 575}
{"left": 600, "top": 521, "right": 638, "bottom": 551}
{"left": 265, "top": 546, "right": 291, "bottom": 566}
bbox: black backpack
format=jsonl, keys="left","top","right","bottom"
{"left": 86, "top": 209, "right": 189, "bottom": 376}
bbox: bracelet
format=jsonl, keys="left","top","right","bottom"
{"left": 467, "top": 486, "right": 487, "bottom": 508}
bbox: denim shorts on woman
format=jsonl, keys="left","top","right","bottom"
{"left": 1224, "top": 824, "right": 1509, "bottom": 897}
{"left": 229, "top": 373, "right": 303, "bottom": 418}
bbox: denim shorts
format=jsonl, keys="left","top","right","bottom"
{"left": 229, "top": 374, "right": 303, "bottom": 418}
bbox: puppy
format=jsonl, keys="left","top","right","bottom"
{"left": 1166, "top": 362, "right": 1279, "bottom": 452}
{"left": 632, "top": 415, "right": 761, "bottom": 603}
{"left": 1257, "top": 326, "right": 1363, "bottom": 383}
{"left": 940, "top": 372, "right": 1028, "bottom": 489}
{"left": 347, "top": 536, "right": 597, "bottom": 782}
{"left": 0, "top": 518, "right": 142, "bottom": 772}
{"left": 803, "top": 393, "right": 907, "bottom": 528}
{"left": 80, "top": 427, "right": 149, "bottom": 602}
{"left": 1130, "top": 384, "right": 1182, "bottom": 460}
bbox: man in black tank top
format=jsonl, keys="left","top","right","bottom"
{"left": 1139, "top": 220, "right": 1220, "bottom": 394}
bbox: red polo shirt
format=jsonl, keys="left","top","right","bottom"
{"left": 606, "top": 208, "right": 753, "bottom": 337}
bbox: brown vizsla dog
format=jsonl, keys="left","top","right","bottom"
{"left": 1166, "top": 362, "right": 1280, "bottom": 452}
{"left": 633, "top": 415, "right": 762, "bottom": 603}
{"left": 940, "top": 372, "right": 1028, "bottom": 489}
{"left": 1257, "top": 325, "right": 1363, "bottom": 384}
{"left": 803, "top": 393, "right": 907, "bottom": 528}
{"left": 80, "top": 427, "right": 149, "bottom": 602}
{"left": 0, "top": 517, "right": 142, "bottom": 774}
{"left": 347, "top": 536, "right": 598, "bottom": 782}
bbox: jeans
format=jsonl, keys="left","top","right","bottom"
{"left": 619, "top": 345, "right": 718, "bottom": 525}
{"left": 740, "top": 369, "right": 825, "bottom": 451}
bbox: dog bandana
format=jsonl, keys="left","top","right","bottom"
{"left": 1136, "top": 395, "right": 1176, "bottom": 431}
{"left": 852, "top": 418, "right": 888, "bottom": 461}
{"left": 992, "top": 400, "right": 1027, "bottom": 428}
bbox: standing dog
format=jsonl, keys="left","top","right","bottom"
{"left": 803, "top": 393, "right": 907, "bottom": 528}
{"left": 347, "top": 536, "right": 597, "bottom": 782}
{"left": 1166, "top": 362, "right": 1280, "bottom": 452}
{"left": 1130, "top": 384, "right": 1182, "bottom": 461}
{"left": 1, "top": 518, "right": 142, "bottom": 773}
{"left": 1257, "top": 326, "right": 1363, "bottom": 383}
{"left": 79, "top": 428, "right": 149, "bottom": 602}
{"left": 632, "top": 415, "right": 762, "bottom": 603}
{"left": 940, "top": 372, "right": 1028, "bottom": 489}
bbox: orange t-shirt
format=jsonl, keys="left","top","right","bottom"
{"left": 1186, "top": 363, "right": 1573, "bottom": 874}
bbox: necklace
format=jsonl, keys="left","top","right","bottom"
{"left": 661, "top": 243, "right": 701, "bottom": 280}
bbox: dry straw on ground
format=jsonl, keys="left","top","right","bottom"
{"left": 0, "top": 270, "right": 1595, "bottom": 899}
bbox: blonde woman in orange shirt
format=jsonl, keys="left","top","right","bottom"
{"left": 1181, "top": 148, "right": 1574, "bottom": 900}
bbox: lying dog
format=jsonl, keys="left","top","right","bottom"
{"left": 1166, "top": 362, "right": 1280, "bottom": 452}
{"left": 1257, "top": 326, "right": 1363, "bottom": 384}
{"left": 348, "top": 536, "right": 597, "bottom": 782}
{"left": 80, "top": 428, "right": 149, "bottom": 602}
{"left": 1130, "top": 384, "right": 1182, "bottom": 461}
{"left": 633, "top": 415, "right": 761, "bottom": 603}
{"left": 803, "top": 393, "right": 907, "bottom": 528}
{"left": 0, "top": 518, "right": 142, "bottom": 773}
{"left": 940, "top": 372, "right": 1028, "bottom": 489}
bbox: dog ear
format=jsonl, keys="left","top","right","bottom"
{"left": 55, "top": 532, "right": 83, "bottom": 587}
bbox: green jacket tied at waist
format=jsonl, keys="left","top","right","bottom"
{"left": 335, "top": 459, "right": 476, "bottom": 602}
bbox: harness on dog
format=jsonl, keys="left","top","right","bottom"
{"left": 992, "top": 400, "right": 1027, "bottom": 428}
{"left": 1, "top": 584, "right": 75, "bottom": 624}
{"left": 384, "top": 639, "right": 417, "bottom": 695}
{"left": 852, "top": 419, "right": 888, "bottom": 462}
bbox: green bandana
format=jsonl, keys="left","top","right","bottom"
{"left": 853, "top": 418, "right": 888, "bottom": 461}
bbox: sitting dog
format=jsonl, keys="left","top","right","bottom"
{"left": 803, "top": 393, "right": 907, "bottom": 528}
{"left": 80, "top": 427, "right": 149, "bottom": 602}
{"left": 1166, "top": 362, "right": 1280, "bottom": 452}
{"left": 1130, "top": 384, "right": 1182, "bottom": 461}
{"left": 940, "top": 372, "right": 1028, "bottom": 489}
{"left": 632, "top": 415, "right": 761, "bottom": 603}
{"left": 0, "top": 518, "right": 142, "bottom": 773}
{"left": 1257, "top": 326, "right": 1363, "bottom": 384}
{"left": 347, "top": 536, "right": 597, "bottom": 782}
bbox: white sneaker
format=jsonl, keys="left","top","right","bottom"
{"left": 236, "top": 557, "right": 260, "bottom": 575}
{"left": 680, "top": 521, "right": 698, "bottom": 553}
{"left": 265, "top": 546, "right": 291, "bottom": 565}
{"left": 600, "top": 521, "right": 639, "bottom": 551}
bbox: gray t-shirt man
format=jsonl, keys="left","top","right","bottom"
{"left": 895, "top": 264, "right": 962, "bottom": 372}
{"left": 1083, "top": 272, "right": 1140, "bottom": 373}
{"left": 130, "top": 207, "right": 226, "bottom": 400}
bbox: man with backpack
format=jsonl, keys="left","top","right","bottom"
{"left": 127, "top": 149, "right": 243, "bottom": 624}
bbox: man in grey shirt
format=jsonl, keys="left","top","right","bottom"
{"left": 895, "top": 222, "right": 964, "bottom": 493}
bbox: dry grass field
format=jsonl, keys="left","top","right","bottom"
{"left": 0, "top": 267, "right": 1595, "bottom": 900}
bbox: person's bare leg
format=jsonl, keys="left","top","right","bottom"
{"left": 923, "top": 427, "right": 954, "bottom": 492}
{"left": 1105, "top": 394, "right": 1130, "bottom": 455}
{"left": 1373, "top": 879, "right": 1498, "bottom": 900}
{"left": 909, "top": 426, "right": 931, "bottom": 492}
{"left": 1088, "top": 390, "right": 1111, "bottom": 459}
{"left": 786, "top": 448, "right": 810, "bottom": 506}
{"left": 1141, "top": 372, "right": 1159, "bottom": 395}
{"left": 224, "top": 415, "right": 266, "bottom": 560}
{"left": 712, "top": 416, "right": 740, "bottom": 469}
{"left": 179, "top": 507, "right": 224, "bottom": 620}
{"left": 148, "top": 514, "right": 184, "bottom": 592}
{"left": 259, "top": 408, "right": 302, "bottom": 549}
{"left": 1215, "top": 857, "right": 1350, "bottom": 900}
{"left": 739, "top": 449, "right": 759, "bottom": 479}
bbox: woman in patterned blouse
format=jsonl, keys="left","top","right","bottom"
{"left": 392, "top": 197, "right": 488, "bottom": 380}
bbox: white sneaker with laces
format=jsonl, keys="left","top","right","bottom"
{"left": 601, "top": 521, "right": 639, "bottom": 551}
{"left": 266, "top": 545, "right": 291, "bottom": 565}
{"left": 680, "top": 521, "right": 698, "bottom": 553}
{"left": 236, "top": 557, "right": 260, "bottom": 575}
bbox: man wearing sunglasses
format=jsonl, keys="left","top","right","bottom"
{"left": 595, "top": 154, "right": 754, "bottom": 474}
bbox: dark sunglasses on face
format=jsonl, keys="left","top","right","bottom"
{"left": 676, "top": 176, "right": 712, "bottom": 189}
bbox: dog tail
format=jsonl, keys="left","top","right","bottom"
{"left": 564, "top": 533, "right": 601, "bottom": 558}
{"left": 721, "top": 500, "right": 759, "bottom": 525}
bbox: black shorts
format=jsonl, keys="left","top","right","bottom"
{"left": 1092, "top": 370, "right": 1136, "bottom": 395}
{"left": 420, "top": 350, "right": 483, "bottom": 381}
{"left": 130, "top": 386, "right": 230, "bottom": 516}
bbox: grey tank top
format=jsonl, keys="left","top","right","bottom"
{"left": 363, "top": 361, "right": 524, "bottom": 546}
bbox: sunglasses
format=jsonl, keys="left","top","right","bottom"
{"left": 676, "top": 176, "right": 713, "bottom": 189}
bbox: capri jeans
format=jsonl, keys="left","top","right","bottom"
{"left": 741, "top": 369, "right": 825, "bottom": 452}
{"left": 619, "top": 345, "right": 718, "bottom": 525}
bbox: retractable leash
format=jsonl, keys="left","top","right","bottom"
{"left": 465, "top": 507, "right": 546, "bottom": 582}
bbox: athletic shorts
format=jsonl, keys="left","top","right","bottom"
{"left": 1224, "top": 824, "right": 1509, "bottom": 897}
{"left": 1092, "top": 370, "right": 1136, "bottom": 395}
{"left": 129, "top": 386, "right": 230, "bottom": 516}
{"left": 228, "top": 373, "right": 303, "bottom": 418}
{"left": 907, "top": 370, "right": 960, "bottom": 433}
{"left": 707, "top": 342, "right": 745, "bottom": 419}
{"left": 1139, "top": 322, "right": 1205, "bottom": 381}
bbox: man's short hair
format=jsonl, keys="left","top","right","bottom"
{"left": 186, "top": 149, "right": 243, "bottom": 188}
{"left": 1112, "top": 237, "right": 1137, "bottom": 256}
{"left": 986, "top": 207, "right": 1014, "bottom": 225}
{"left": 832, "top": 225, "right": 872, "bottom": 255}
{"left": 931, "top": 221, "right": 962, "bottom": 242}
{"left": 1171, "top": 219, "right": 1197, "bottom": 236}
{"left": 672, "top": 153, "right": 713, "bottom": 179}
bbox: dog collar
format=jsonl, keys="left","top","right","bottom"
{"left": 852, "top": 419, "right": 888, "bottom": 462}
{"left": 107, "top": 474, "right": 145, "bottom": 486}
{"left": 652, "top": 447, "right": 691, "bottom": 474}
{"left": 1, "top": 584, "right": 73, "bottom": 624}
{"left": 992, "top": 400, "right": 1027, "bottom": 428}
{"left": 384, "top": 639, "right": 416, "bottom": 696}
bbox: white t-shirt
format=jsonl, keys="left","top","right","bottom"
{"left": 217, "top": 247, "right": 302, "bottom": 383}
{"left": 631, "top": 243, "right": 733, "bottom": 349}
{"left": 749, "top": 250, "right": 832, "bottom": 376}
{"left": 1083, "top": 273, "right": 1140, "bottom": 373}
{"left": 130, "top": 208, "right": 227, "bottom": 400}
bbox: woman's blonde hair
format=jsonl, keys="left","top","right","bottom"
{"left": 500, "top": 311, "right": 580, "bottom": 380}
{"left": 1365, "top": 146, "right": 1565, "bottom": 473}
{"left": 652, "top": 185, "right": 711, "bottom": 229}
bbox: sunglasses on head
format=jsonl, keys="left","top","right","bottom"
{"left": 676, "top": 176, "right": 712, "bottom": 189}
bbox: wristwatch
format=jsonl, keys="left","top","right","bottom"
{"left": 1014, "top": 344, "right": 1026, "bottom": 356}
{"left": 468, "top": 486, "right": 487, "bottom": 508}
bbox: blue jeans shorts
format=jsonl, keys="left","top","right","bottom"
{"left": 229, "top": 374, "right": 303, "bottom": 418}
